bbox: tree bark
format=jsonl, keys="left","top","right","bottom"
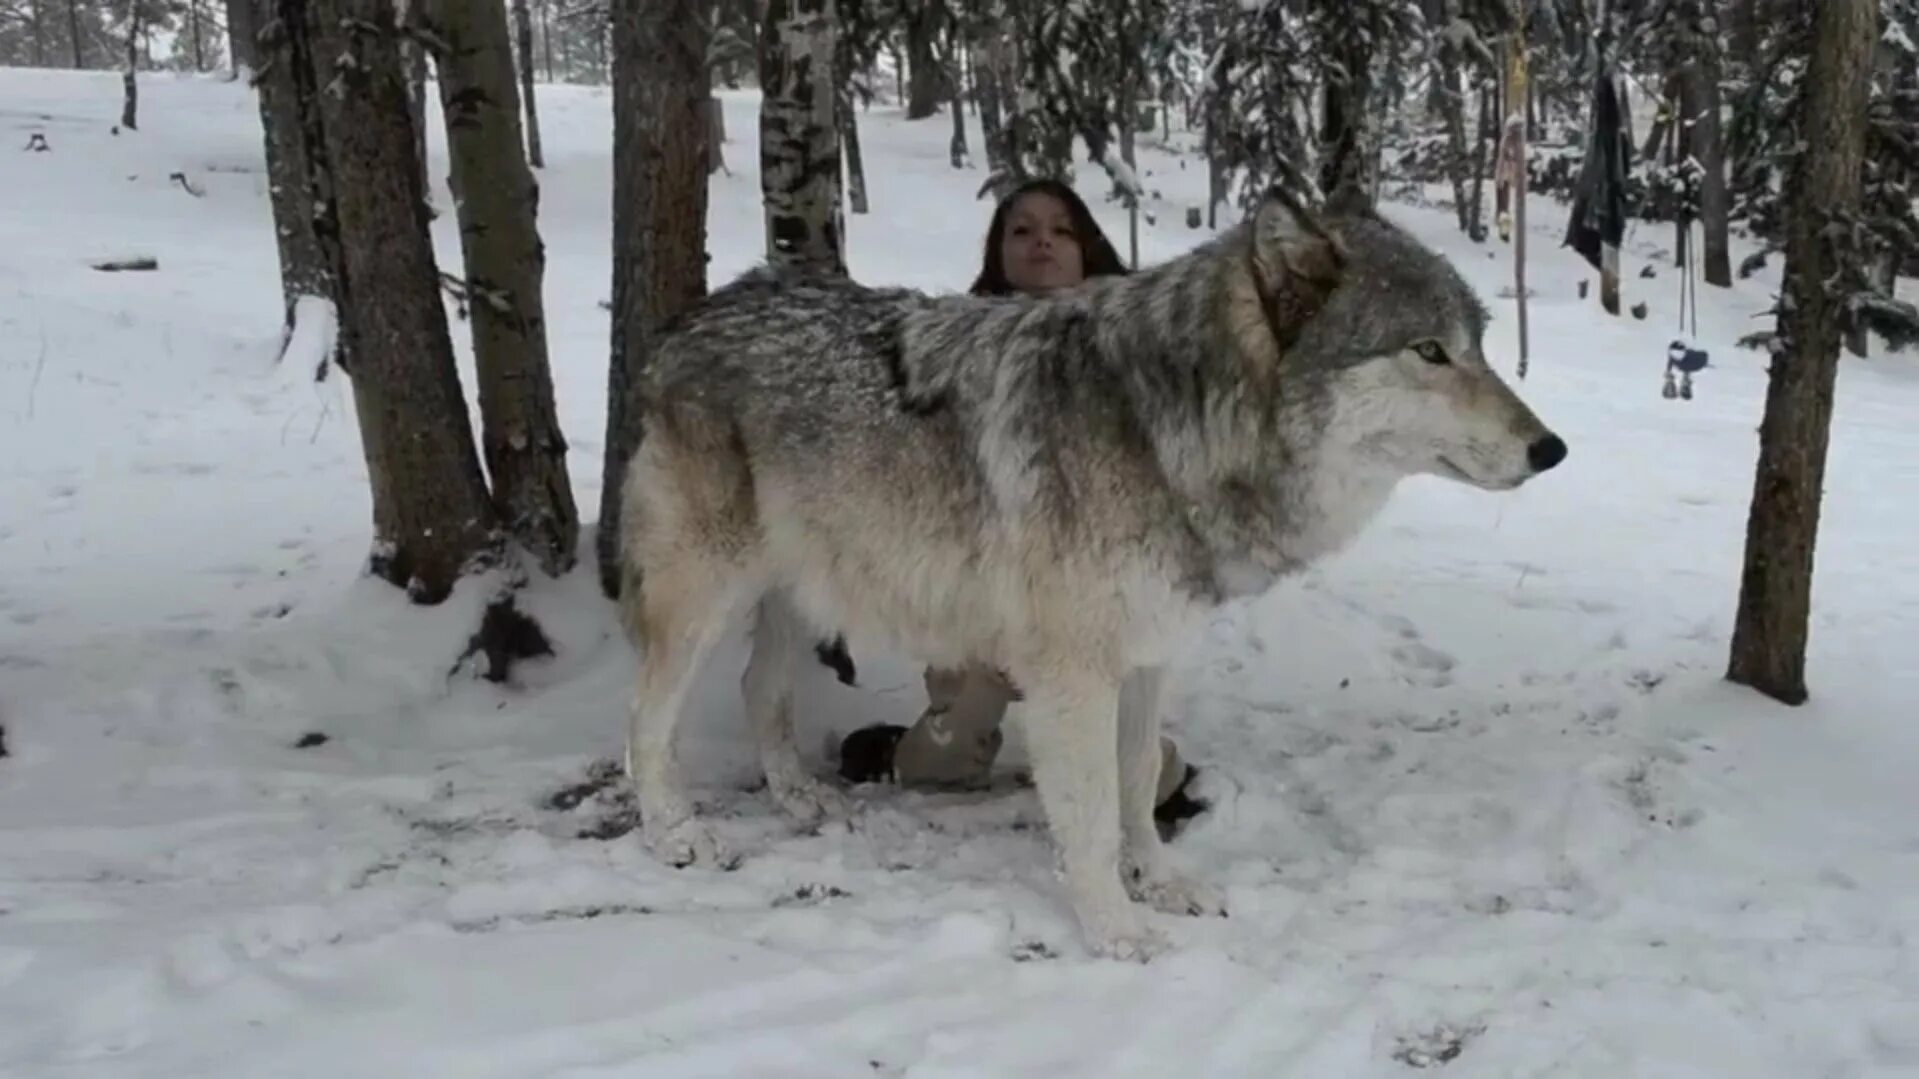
{"left": 406, "top": 32, "right": 430, "bottom": 196}
{"left": 905, "top": 0, "right": 941, "bottom": 120}
{"left": 946, "top": 36, "right": 967, "bottom": 168}
{"left": 428, "top": 0, "right": 579, "bottom": 579}
{"left": 1467, "top": 80, "right": 1491, "bottom": 241}
{"left": 512, "top": 0, "right": 544, "bottom": 168}
{"left": 1641, "top": 73, "right": 1679, "bottom": 162}
{"left": 120, "top": 0, "right": 139, "bottom": 130}
{"left": 189, "top": 0, "right": 206, "bottom": 71}
{"left": 838, "top": 82, "right": 869, "bottom": 212}
{"left": 1726, "top": 0, "right": 1877, "bottom": 706}
{"left": 1434, "top": 2, "right": 1472, "bottom": 234}
{"left": 598, "top": 0, "right": 712, "bottom": 596}
{"left": 68, "top": 0, "right": 83, "bottom": 68}
{"left": 759, "top": 0, "right": 843, "bottom": 274}
{"left": 1319, "top": 29, "right": 1375, "bottom": 213}
{"left": 225, "top": 0, "right": 256, "bottom": 74}
{"left": 972, "top": 23, "right": 1003, "bottom": 168}
{"left": 254, "top": 5, "right": 335, "bottom": 343}
{"left": 1683, "top": 11, "right": 1732, "bottom": 286}
{"left": 541, "top": 0, "right": 554, "bottom": 81}
{"left": 296, "top": 0, "right": 501, "bottom": 603}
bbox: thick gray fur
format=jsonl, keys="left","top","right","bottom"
{"left": 616, "top": 191, "right": 1564, "bottom": 960}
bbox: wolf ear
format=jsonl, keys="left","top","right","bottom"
{"left": 1251, "top": 186, "right": 1340, "bottom": 286}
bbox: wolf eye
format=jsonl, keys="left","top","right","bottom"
{"left": 1413, "top": 340, "right": 1450, "bottom": 366}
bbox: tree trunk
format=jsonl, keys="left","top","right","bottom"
{"left": 513, "top": 0, "right": 545, "bottom": 168}
{"left": 1319, "top": 31, "right": 1375, "bottom": 213}
{"left": 68, "top": 0, "right": 83, "bottom": 68}
{"left": 189, "top": 0, "right": 206, "bottom": 71}
{"left": 1119, "top": 84, "right": 1139, "bottom": 268}
{"left": 708, "top": 95, "right": 726, "bottom": 174}
{"left": 905, "top": 1, "right": 941, "bottom": 120}
{"left": 296, "top": 0, "right": 501, "bottom": 603}
{"left": 225, "top": 0, "right": 256, "bottom": 75}
{"left": 1684, "top": 23, "right": 1732, "bottom": 287}
{"left": 1726, "top": 0, "right": 1876, "bottom": 706}
{"left": 946, "top": 37, "right": 968, "bottom": 168}
{"left": 27, "top": 0, "right": 44, "bottom": 66}
{"left": 406, "top": 33, "right": 430, "bottom": 196}
{"left": 759, "top": 0, "right": 844, "bottom": 274}
{"left": 978, "top": 25, "right": 1020, "bottom": 192}
{"left": 973, "top": 25, "right": 1003, "bottom": 171}
{"left": 1436, "top": 23, "right": 1472, "bottom": 233}
{"left": 839, "top": 83, "right": 869, "bottom": 212}
{"left": 120, "top": 0, "right": 139, "bottom": 130}
{"left": 1467, "top": 81, "right": 1491, "bottom": 241}
{"left": 541, "top": 0, "right": 554, "bottom": 81}
{"left": 598, "top": 0, "right": 712, "bottom": 596}
{"left": 427, "top": 0, "right": 579, "bottom": 579}
{"left": 254, "top": 6, "right": 336, "bottom": 344}
{"left": 1641, "top": 73, "right": 1678, "bottom": 161}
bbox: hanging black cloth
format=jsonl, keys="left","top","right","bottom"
{"left": 1564, "top": 65, "right": 1631, "bottom": 272}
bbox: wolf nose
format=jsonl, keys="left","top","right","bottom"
{"left": 1528, "top": 434, "right": 1568, "bottom": 473}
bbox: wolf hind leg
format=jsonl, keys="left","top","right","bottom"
{"left": 743, "top": 589, "right": 853, "bottom": 824}
{"left": 1118, "top": 665, "right": 1225, "bottom": 918}
{"left": 624, "top": 550, "right": 745, "bottom": 870}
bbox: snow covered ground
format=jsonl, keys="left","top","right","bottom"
{"left": 2, "top": 68, "right": 1916, "bottom": 1077}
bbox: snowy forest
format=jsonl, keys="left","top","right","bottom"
{"left": 1, "top": 0, "right": 1915, "bottom": 1072}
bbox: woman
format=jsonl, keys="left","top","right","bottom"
{"left": 837, "top": 178, "right": 1207, "bottom": 840}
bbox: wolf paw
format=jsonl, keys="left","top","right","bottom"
{"left": 1126, "top": 869, "right": 1228, "bottom": 918}
{"left": 1086, "top": 922, "right": 1171, "bottom": 963}
{"left": 645, "top": 818, "right": 738, "bottom": 871}
{"left": 768, "top": 772, "right": 853, "bottom": 824}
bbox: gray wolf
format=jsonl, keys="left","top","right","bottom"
{"left": 615, "top": 188, "right": 1566, "bottom": 960}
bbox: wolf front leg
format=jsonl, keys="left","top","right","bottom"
{"left": 1118, "top": 666, "right": 1226, "bottom": 918}
{"left": 1019, "top": 672, "right": 1166, "bottom": 961}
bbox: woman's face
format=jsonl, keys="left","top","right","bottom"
{"left": 999, "top": 192, "right": 1086, "bottom": 294}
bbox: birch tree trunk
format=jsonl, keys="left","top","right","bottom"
{"left": 759, "top": 0, "right": 844, "bottom": 274}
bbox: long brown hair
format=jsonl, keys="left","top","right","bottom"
{"left": 968, "top": 178, "right": 1130, "bottom": 296}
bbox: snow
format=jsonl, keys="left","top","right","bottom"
{"left": 3, "top": 67, "right": 1918, "bottom": 1077}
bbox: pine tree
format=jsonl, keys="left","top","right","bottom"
{"left": 513, "top": 0, "right": 544, "bottom": 168}
{"left": 426, "top": 0, "right": 580, "bottom": 579}
{"left": 291, "top": 0, "right": 502, "bottom": 603}
{"left": 226, "top": 0, "right": 256, "bottom": 74}
{"left": 597, "top": 0, "right": 712, "bottom": 595}
{"left": 253, "top": 4, "right": 336, "bottom": 356}
{"left": 1726, "top": 0, "right": 1878, "bottom": 705}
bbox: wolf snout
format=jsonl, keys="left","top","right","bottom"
{"left": 1527, "top": 433, "right": 1568, "bottom": 473}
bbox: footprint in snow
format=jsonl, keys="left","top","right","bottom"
{"left": 1391, "top": 1021, "right": 1486, "bottom": 1069}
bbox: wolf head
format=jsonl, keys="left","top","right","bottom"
{"left": 1245, "top": 193, "right": 1566, "bottom": 491}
